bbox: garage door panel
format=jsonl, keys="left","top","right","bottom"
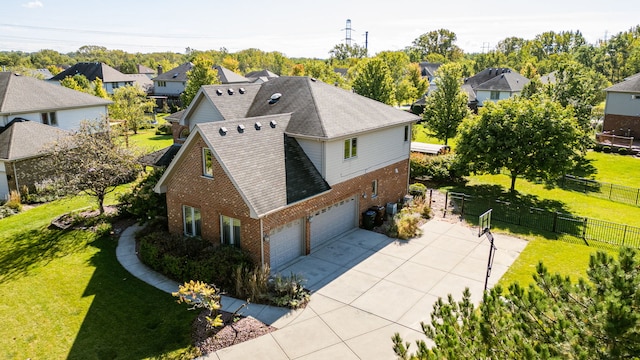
{"left": 310, "top": 197, "right": 357, "bottom": 250}
{"left": 270, "top": 218, "right": 304, "bottom": 272}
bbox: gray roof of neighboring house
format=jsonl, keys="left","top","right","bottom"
{"left": 245, "top": 69, "right": 279, "bottom": 79}
{"left": 475, "top": 72, "right": 530, "bottom": 92}
{"left": 50, "top": 62, "right": 133, "bottom": 83}
{"left": 245, "top": 77, "right": 418, "bottom": 139}
{"left": 138, "top": 144, "right": 182, "bottom": 167}
{"left": 165, "top": 109, "right": 185, "bottom": 123}
{"left": 606, "top": 74, "right": 640, "bottom": 93}
{"left": 540, "top": 71, "right": 557, "bottom": 84}
{"left": 0, "top": 118, "right": 69, "bottom": 160}
{"left": 137, "top": 64, "right": 155, "bottom": 74}
{"left": 30, "top": 68, "right": 54, "bottom": 80}
{"left": 419, "top": 62, "right": 442, "bottom": 78}
{"left": 0, "top": 72, "right": 112, "bottom": 114}
{"left": 464, "top": 68, "right": 513, "bottom": 89}
{"left": 153, "top": 62, "right": 250, "bottom": 84}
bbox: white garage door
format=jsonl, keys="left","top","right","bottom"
{"left": 311, "top": 197, "right": 357, "bottom": 250}
{"left": 269, "top": 218, "right": 304, "bottom": 272}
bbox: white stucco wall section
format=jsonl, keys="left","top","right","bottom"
{"left": 324, "top": 125, "right": 410, "bottom": 186}
{"left": 605, "top": 92, "right": 640, "bottom": 116}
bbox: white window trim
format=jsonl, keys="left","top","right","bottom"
{"left": 202, "top": 148, "right": 213, "bottom": 178}
{"left": 490, "top": 91, "right": 500, "bottom": 100}
{"left": 344, "top": 137, "right": 358, "bottom": 160}
{"left": 372, "top": 179, "right": 378, "bottom": 198}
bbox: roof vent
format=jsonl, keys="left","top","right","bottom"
{"left": 172, "top": 73, "right": 179, "bottom": 78}
{"left": 268, "top": 93, "right": 282, "bottom": 105}
{"left": 270, "top": 120, "right": 277, "bottom": 128}
{"left": 237, "top": 124, "right": 245, "bottom": 133}
{"left": 254, "top": 122, "right": 262, "bottom": 130}
{"left": 219, "top": 127, "right": 228, "bottom": 136}
{"left": 310, "top": 77, "right": 317, "bottom": 82}
{"left": 216, "top": 89, "right": 223, "bottom": 96}
{"left": 227, "top": 88, "right": 234, "bottom": 95}
{"left": 239, "top": 87, "right": 246, "bottom": 94}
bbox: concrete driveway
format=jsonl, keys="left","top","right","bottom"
{"left": 207, "top": 219, "right": 528, "bottom": 359}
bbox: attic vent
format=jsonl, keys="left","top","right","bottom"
{"left": 237, "top": 124, "right": 245, "bottom": 133}
{"left": 216, "top": 89, "right": 223, "bottom": 96}
{"left": 268, "top": 93, "right": 282, "bottom": 105}
{"left": 172, "top": 73, "right": 179, "bottom": 78}
{"left": 310, "top": 77, "right": 317, "bottom": 82}
{"left": 270, "top": 120, "right": 277, "bottom": 128}
{"left": 239, "top": 87, "right": 246, "bottom": 94}
{"left": 227, "top": 88, "right": 234, "bottom": 95}
{"left": 254, "top": 122, "right": 262, "bottom": 130}
{"left": 219, "top": 127, "right": 228, "bottom": 136}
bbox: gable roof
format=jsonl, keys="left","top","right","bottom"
{"left": 185, "top": 83, "right": 262, "bottom": 121}
{"left": 606, "top": 74, "right": 640, "bottom": 93}
{"left": 153, "top": 62, "right": 250, "bottom": 84}
{"left": 245, "top": 77, "right": 418, "bottom": 139}
{"left": 0, "top": 72, "right": 112, "bottom": 114}
{"left": 475, "top": 72, "right": 530, "bottom": 92}
{"left": 464, "top": 68, "right": 513, "bottom": 89}
{"left": 137, "top": 64, "right": 155, "bottom": 75}
{"left": 245, "top": 69, "right": 279, "bottom": 79}
{"left": 0, "top": 118, "right": 69, "bottom": 160}
{"left": 419, "top": 62, "right": 442, "bottom": 78}
{"left": 50, "top": 62, "right": 132, "bottom": 83}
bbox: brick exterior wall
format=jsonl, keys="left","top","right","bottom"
{"left": 603, "top": 114, "right": 640, "bottom": 137}
{"left": 165, "top": 134, "right": 410, "bottom": 267}
{"left": 171, "top": 122, "right": 189, "bottom": 145}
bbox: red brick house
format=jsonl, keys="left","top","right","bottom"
{"left": 155, "top": 77, "right": 419, "bottom": 271}
{"left": 603, "top": 73, "right": 640, "bottom": 137}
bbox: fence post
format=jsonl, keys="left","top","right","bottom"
{"left": 609, "top": 183, "right": 613, "bottom": 200}
{"left": 636, "top": 189, "right": 639, "bottom": 207}
{"left": 623, "top": 225, "right": 627, "bottom": 246}
{"left": 429, "top": 189, "right": 433, "bottom": 209}
{"left": 444, "top": 192, "right": 448, "bottom": 218}
{"left": 552, "top": 212, "right": 558, "bottom": 233}
{"left": 582, "top": 218, "right": 588, "bottom": 241}
{"left": 461, "top": 196, "right": 465, "bottom": 216}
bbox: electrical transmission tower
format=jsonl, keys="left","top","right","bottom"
{"left": 342, "top": 19, "right": 353, "bottom": 46}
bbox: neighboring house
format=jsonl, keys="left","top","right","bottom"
{"left": 462, "top": 68, "right": 528, "bottom": 110}
{"left": 152, "top": 62, "right": 250, "bottom": 98}
{"left": 0, "top": 119, "right": 69, "bottom": 200}
{"left": 136, "top": 64, "right": 156, "bottom": 79}
{"left": 29, "top": 68, "right": 54, "bottom": 80}
{"left": 245, "top": 69, "right": 279, "bottom": 84}
{"left": 0, "top": 71, "right": 112, "bottom": 131}
{"left": 155, "top": 76, "right": 418, "bottom": 271}
{"left": 49, "top": 62, "right": 153, "bottom": 94}
{"left": 418, "top": 62, "right": 442, "bottom": 82}
{"left": 603, "top": 73, "right": 640, "bottom": 137}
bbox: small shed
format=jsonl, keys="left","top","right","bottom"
{"left": 410, "top": 142, "right": 450, "bottom": 155}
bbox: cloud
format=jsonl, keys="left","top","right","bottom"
{"left": 22, "top": 1, "right": 43, "bottom": 8}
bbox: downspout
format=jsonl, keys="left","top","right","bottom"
{"left": 12, "top": 162, "right": 19, "bottom": 195}
{"left": 259, "top": 217, "right": 265, "bottom": 269}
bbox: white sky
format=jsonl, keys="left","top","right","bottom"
{"left": 2, "top": 0, "right": 639, "bottom": 58}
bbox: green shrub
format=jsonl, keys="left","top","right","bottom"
{"left": 593, "top": 144, "right": 603, "bottom": 152}
{"left": 95, "top": 222, "right": 113, "bottom": 237}
{"left": 118, "top": 169, "right": 167, "bottom": 223}
{"left": 155, "top": 123, "right": 173, "bottom": 135}
{"left": 6, "top": 190, "right": 22, "bottom": 211}
{"left": 618, "top": 147, "right": 630, "bottom": 155}
{"left": 162, "top": 254, "right": 186, "bottom": 280}
{"left": 268, "top": 273, "right": 310, "bottom": 309}
{"left": 235, "top": 265, "right": 270, "bottom": 303}
{"left": 409, "top": 183, "right": 427, "bottom": 196}
{"left": 410, "top": 153, "right": 465, "bottom": 183}
{"left": 602, "top": 146, "right": 612, "bottom": 153}
{"left": 394, "top": 209, "right": 422, "bottom": 240}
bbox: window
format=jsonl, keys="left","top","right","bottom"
{"left": 183, "top": 205, "right": 201, "bottom": 236}
{"left": 41, "top": 112, "right": 57, "bottom": 126}
{"left": 344, "top": 137, "right": 357, "bottom": 159}
{"left": 490, "top": 91, "right": 500, "bottom": 100}
{"left": 632, "top": 95, "right": 640, "bottom": 100}
{"left": 221, "top": 215, "right": 241, "bottom": 246}
{"left": 371, "top": 180, "right": 378, "bottom": 198}
{"left": 404, "top": 125, "right": 409, "bottom": 142}
{"left": 157, "top": 81, "right": 167, "bottom": 87}
{"left": 203, "top": 148, "right": 213, "bottom": 178}
{"left": 112, "top": 82, "right": 120, "bottom": 89}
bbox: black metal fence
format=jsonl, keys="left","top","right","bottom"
{"left": 561, "top": 175, "right": 640, "bottom": 207}
{"left": 446, "top": 192, "right": 640, "bottom": 249}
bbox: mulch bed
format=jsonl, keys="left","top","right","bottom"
{"left": 192, "top": 310, "right": 277, "bottom": 355}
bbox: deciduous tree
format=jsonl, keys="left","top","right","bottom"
{"left": 109, "top": 85, "right": 156, "bottom": 135}
{"left": 44, "top": 119, "right": 140, "bottom": 214}
{"left": 350, "top": 58, "right": 395, "bottom": 105}
{"left": 456, "top": 97, "right": 583, "bottom": 191}
{"left": 421, "top": 63, "right": 469, "bottom": 145}
{"left": 181, "top": 55, "right": 220, "bottom": 107}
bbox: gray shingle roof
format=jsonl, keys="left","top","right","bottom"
{"left": 199, "top": 83, "right": 262, "bottom": 119}
{"left": 0, "top": 72, "right": 112, "bottom": 114}
{"left": 464, "top": 68, "right": 513, "bottom": 89}
{"left": 0, "top": 119, "right": 69, "bottom": 160}
{"left": 153, "top": 63, "right": 250, "bottom": 84}
{"left": 284, "top": 135, "right": 330, "bottom": 203}
{"left": 419, "top": 62, "right": 442, "bottom": 78}
{"left": 198, "top": 114, "right": 292, "bottom": 218}
{"left": 245, "top": 69, "right": 279, "bottom": 79}
{"left": 246, "top": 77, "right": 419, "bottom": 139}
{"left": 50, "top": 62, "right": 133, "bottom": 83}
{"left": 475, "top": 72, "right": 530, "bottom": 92}
{"left": 606, "top": 74, "right": 640, "bottom": 93}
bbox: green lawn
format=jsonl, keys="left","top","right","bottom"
{"left": 584, "top": 151, "right": 640, "bottom": 187}
{"left": 128, "top": 127, "right": 173, "bottom": 154}
{"left": 0, "top": 194, "right": 195, "bottom": 359}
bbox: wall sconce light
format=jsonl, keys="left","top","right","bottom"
{"left": 264, "top": 234, "right": 270, "bottom": 243}
{"left": 394, "top": 168, "right": 398, "bottom": 174}
{"left": 307, "top": 215, "right": 314, "bottom": 223}
{"left": 362, "top": 193, "right": 367, "bottom": 199}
